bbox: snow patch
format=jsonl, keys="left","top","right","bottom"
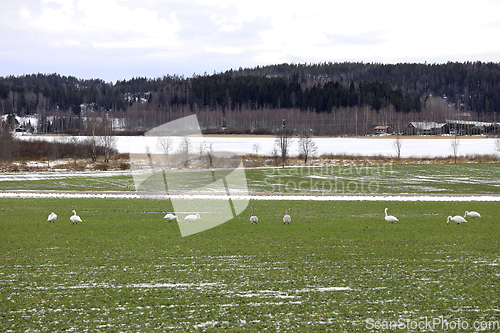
{"left": 1, "top": 191, "right": 499, "bottom": 201}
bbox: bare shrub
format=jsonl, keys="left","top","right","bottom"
{"left": 94, "top": 163, "right": 110, "bottom": 171}
{"left": 119, "top": 162, "right": 131, "bottom": 170}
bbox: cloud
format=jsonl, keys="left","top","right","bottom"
{"left": 23, "top": 0, "right": 181, "bottom": 50}
{"left": 1, "top": 0, "right": 500, "bottom": 81}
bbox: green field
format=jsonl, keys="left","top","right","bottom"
{"left": 1, "top": 162, "right": 500, "bottom": 194}
{"left": 1, "top": 196, "right": 499, "bottom": 331}
{"left": 248, "top": 162, "right": 500, "bottom": 194}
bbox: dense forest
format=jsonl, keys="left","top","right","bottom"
{"left": 1, "top": 61, "right": 500, "bottom": 136}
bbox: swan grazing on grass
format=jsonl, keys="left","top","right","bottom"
{"left": 164, "top": 213, "right": 179, "bottom": 222}
{"left": 283, "top": 208, "right": 291, "bottom": 224}
{"left": 47, "top": 212, "right": 57, "bottom": 222}
{"left": 447, "top": 215, "right": 467, "bottom": 224}
{"left": 184, "top": 214, "right": 201, "bottom": 222}
{"left": 384, "top": 208, "right": 399, "bottom": 223}
{"left": 250, "top": 207, "right": 258, "bottom": 224}
{"left": 70, "top": 210, "right": 82, "bottom": 224}
{"left": 464, "top": 211, "right": 481, "bottom": 218}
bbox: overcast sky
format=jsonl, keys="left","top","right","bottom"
{"left": 1, "top": 0, "right": 500, "bottom": 82}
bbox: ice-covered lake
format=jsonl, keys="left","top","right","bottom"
{"left": 20, "top": 135, "right": 498, "bottom": 158}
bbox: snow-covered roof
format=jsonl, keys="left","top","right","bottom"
{"left": 446, "top": 119, "right": 499, "bottom": 127}
{"left": 1, "top": 114, "right": 38, "bottom": 127}
{"left": 407, "top": 122, "right": 446, "bottom": 130}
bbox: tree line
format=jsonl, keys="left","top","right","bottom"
{"left": 0, "top": 71, "right": 423, "bottom": 116}
{"left": 232, "top": 61, "right": 500, "bottom": 114}
{"left": 1, "top": 61, "right": 500, "bottom": 135}
{"left": 0, "top": 123, "right": 118, "bottom": 163}
{"left": 186, "top": 74, "right": 421, "bottom": 113}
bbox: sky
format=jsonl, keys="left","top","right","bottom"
{"left": 1, "top": 0, "right": 500, "bottom": 82}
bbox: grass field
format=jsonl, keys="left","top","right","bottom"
{"left": 246, "top": 162, "right": 500, "bottom": 194}
{"left": 1, "top": 162, "right": 500, "bottom": 194}
{"left": 1, "top": 196, "right": 499, "bottom": 331}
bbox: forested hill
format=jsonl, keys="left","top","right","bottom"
{"left": 232, "top": 62, "right": 500, "bottom": 113}
{"left": 1, "top": 61, "right": 500, "bottom": 118}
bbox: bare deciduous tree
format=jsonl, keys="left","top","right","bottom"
{"left": 98, "top": 118, "right": 116, "bottom": 163}
{"left": 87, "top": 116, "right": 99, "bottom": 162}
{"left": 207, "top": 143, "right": 214, "bottom": 155}
{"left": 206, "top": 142, "right": 214, "bottom": 166}
{"left": 101, "top": 134, "right": 116, "bottom": 163}
{"left": 178, "top": 137, "right": 191, "bottom": 167}
{"left": 157, "top": 137, "right": 173, "bottom": 157}
{"left": 69, "top": 136, "right": 80, "bottom": 169}
{"left": 392, "top": 135, "right": 403, "bottom": 159}
{"left": 269, "top": 145, "right": 279, "bottom": 166}
{"left": 276, "top": 119, "right": 293, "bottom": 168}
{"left": 48, "top": 138, "right": 60, "bottom": 167}
{"left": 494, "top": 139, "right": 500, "bottom": 156}
{"left": 252, "top": 143, "right": 260, "bottom": 155}
{"left": 451, "top": 135, "right": 460, "bottom": 163}
{"left": 0, "top": 121, "right": 14, "bottom": 162}
{"left": 197, "top": 141, "right": 206, "bottom": 158}
{"left": 298, "top": 134, "right": 318, "bottom": 164}
{"left": 145, "top": 146, "right": 153, "bottom": 168}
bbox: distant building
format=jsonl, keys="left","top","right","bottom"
{"left": 406, "top": 122, "right": 446, "bottom": 135}
{"left": 377, "top": 120, "right": 499, "bottom": 136}
{"left": 374, "top": 125, "right": 392, "bottom": 134}
{"left": 445, "top": 120, "right": 498, "bottom": 135}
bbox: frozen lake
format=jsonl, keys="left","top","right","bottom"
{"left": 20, "top": 135, "right": 498, "bottom": 158}
{"left": 115, "top": 135, "right": 496, "bottom": 158}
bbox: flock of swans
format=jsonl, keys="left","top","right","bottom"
{"left": 163, "top": 213, "right": 201, "bottom": 222}
{"left": 46, "top": 210, "right": 82, "bottom": 224}
{"left": 244, "top": 207, "right": 480, "bottom": 226}
{"left": 162, "top": 208, "right": 292, "bottom": 225}
{"left": 384, "top": 207, "right": 481, "bottom": 224}
{"left": 48, "top": 207, "right": 481, "bottom": 226}
{"left": 446, "top": 210, "right": 481, "bottom": 224}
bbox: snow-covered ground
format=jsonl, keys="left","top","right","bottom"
{"left": 18, "top": 134, "right": 498, "bottom": 158}
{"left": 112, "top": 136, "right": 497, "bottom": 158}
{"left": 1, "top": 191, "right": 499, "bottom": 201}
{"left": 9, "top": 113, "right": 499, "bottom": 158}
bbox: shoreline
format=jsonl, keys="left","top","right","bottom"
{"left": 22, "top": 133, "right": 494, "bottom": 140}
{"left": 201, "top": 134, "right": 493, "bottom": 139}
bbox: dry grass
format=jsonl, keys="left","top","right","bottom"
{"left": 0, "top": 152, "right": 498, "bottom": 173}
{"left": 0, "top": 154, "right": 131, "bottom": 173}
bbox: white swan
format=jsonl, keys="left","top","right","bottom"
{"left": 447, "top": 215, "right": 467, "bottom": 224}
{"left": 250, "top": 206, "right": 258, "bottom": 224}
{"left": 184, "top": 213, "right": 201, "bottom": 222}
{"left": 283, "top": 208, "right": 291, "bottom": 224}
{"left": 384, "top": 208, "right": 399, "bottom": 223}
{"left": 464, "top": 211, "right": 481, "bottom": 218}
{"left": 47, "top": 212, "right": 57, "bottom": 222}
{"left": 70, "top": 210, "right": 82, "bottom": 224}
{"left": 164, "top": 213, "right": 179, "bottom": 222}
